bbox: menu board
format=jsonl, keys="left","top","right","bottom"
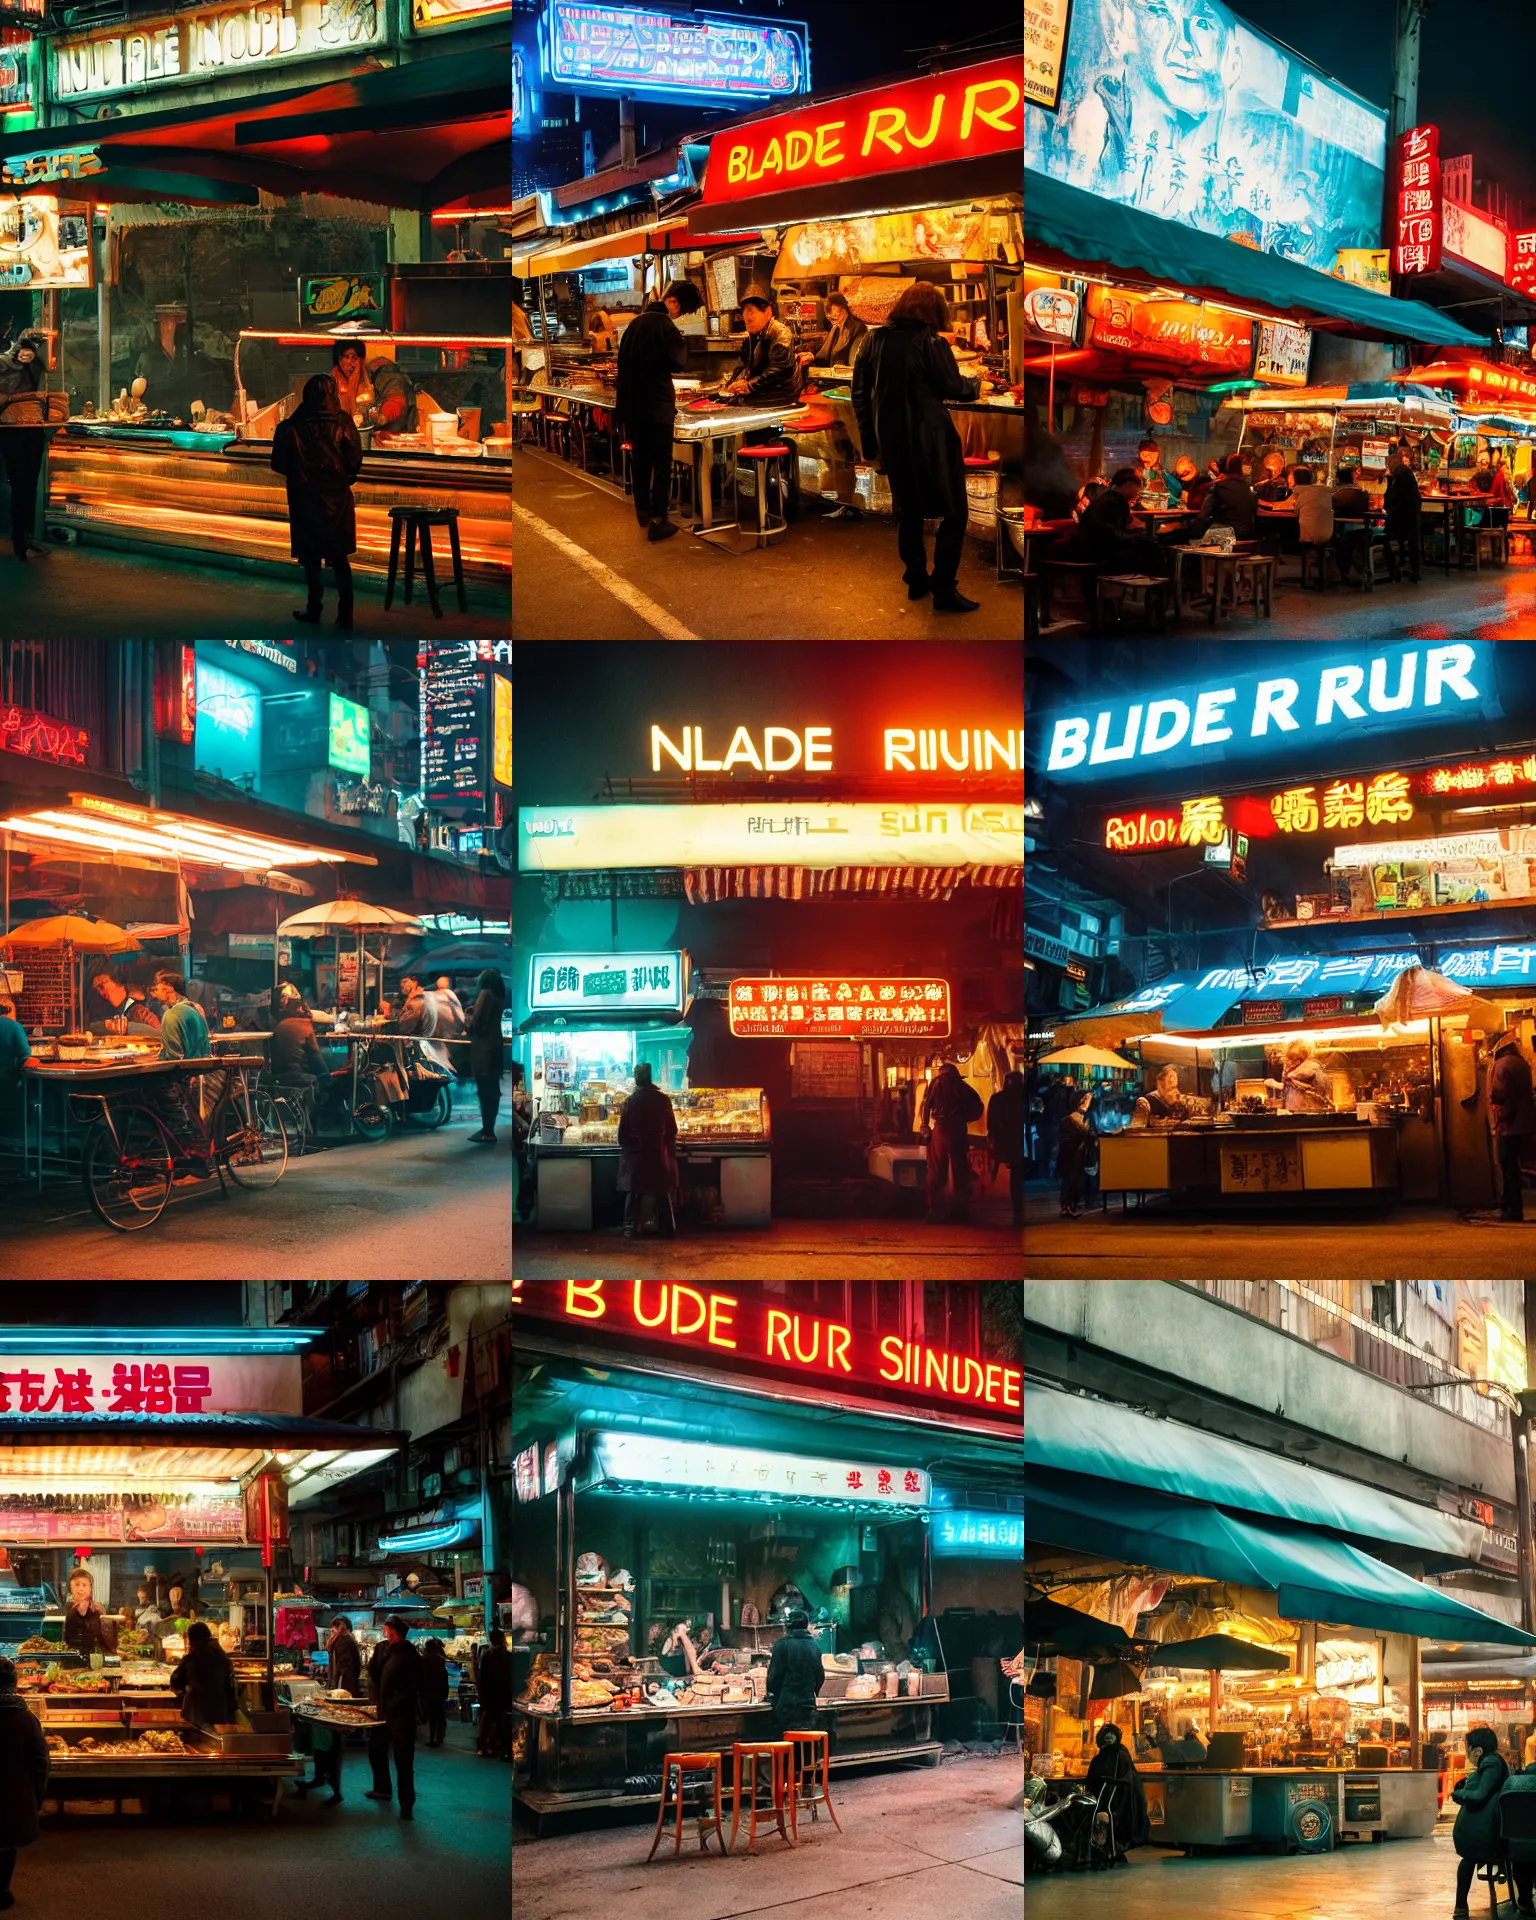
{"left": 791, "top": 1042, "right": 862, "bottom": 1099}
{"left": 422, "top": 661, "right": 486, "bottom": 804}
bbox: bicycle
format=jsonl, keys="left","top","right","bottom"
{"left": 76, "top": 1062, "right": 289, "bottom": 1232}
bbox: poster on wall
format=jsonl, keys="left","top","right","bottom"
{"left": 1085, "top": 286, "right": 1251, "bottom": 369}
{"left": 1025, "top": 0, "right": 1387, "bottom": 270}
{"left": 776, "top": 205, "right": 1019, "bottom": 278}
{"left": 0, "top": 197, "right": 91, "bottom": 290}
{"left": 1025, "top": 0, "right": 1075, "bottom": 112}
{"left": 1254, "top": 320, "right": 1312, "bottom": 386}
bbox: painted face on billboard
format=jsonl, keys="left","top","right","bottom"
{"left": 1119, "top": 0, "right": 1237, "bottom": 121}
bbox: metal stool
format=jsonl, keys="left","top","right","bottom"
{"left": 646, "top": 1752, "right": 726, "bottom": 1862}
{"left": 698, "top": 443, "right": 791, "bottom": 552}
{"left": 784, "top": 1730, "right": 842, "bottom": 1833}
{"left": 730, "top": 1741, "right": 796, "bottom": 1853}
{"left": 384, "top": 507, "right": 467, "bottom": 619}
{"left": 619, "top": 440, "right": 633, "bottom": 495}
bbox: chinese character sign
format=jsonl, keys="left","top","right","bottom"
{"left": 545, "top": 4, "right": 808, "bottom": 101}
{"left": 1511, "top": 231, "right": 1536, "bottom": 299}
{"left": 0, "top": 1352, "right": 298, "bottom": 1416}
{"left": 0, "top": 704, "right": 89, "bottom": 768}
{"left": 1394, "top": 124, "right": 1442, "bottom": 276}
{"left": 932, "top": 1510, "right": 1024, "bottom": 1557}
{"left": 528, "top": 951, "right": 687, "bottom": 1015}
{"left": 729, "top": 978, "right": 951, "bottom": 1038}
{"left": 594, "top": 1433, "right": 931, "bottom": 1505}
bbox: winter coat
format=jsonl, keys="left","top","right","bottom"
{"left": 1198, "top": 474, "right": 1258, "bottom": 539}
{"left": 476, "top": 1644, "right": 511, "bottom": 1714}
{"left": 418, "top": 1646, "right": 451, "bottom": 1706}
{"left": 0, "top": 343, "right": 41, "bottom": 398}
{"left": 1384, "top": 463, "right": 1422, "bottom": 539}
{"left": 614, "top": 302, "right": 687, "bottom": 427}
{"left": 328, "top": 1630, "right": 362, "bottom": 1697}
{"left": 1453, "top": 1749, "right": 1510, "bottom": 1859}
{"left": 852, "top": 319, "right": 977, "bottom": 520}
{"left": 765, "top": 1626, "right": 824, "bottom": 1728}
{"left": 1501, "top": 1767, "right": 1536, "bottom": 1862}
{"left": 987, "top": 1082, "right": 1026, "bottom": 1163}
{"left": 1490, "top": 1039, "right": 1536, "bottom": 1138}
{"left": 733, "top": 317, "right": 803, "bottom": 406}
{"left": 921, "top": 1069, "right": 983, "bottom": 1136}
{"left": 467, "top": 986, "right": 506, "bottom": 1080}
{"left": 170, "top": 1643, "right": 238, "bottom": 1730}
{"left": 1076, "top": 486, "right": 1135, "bottom": 561}
{"left": 1056, "top": 1110, "right": 1095, "bottom": 1179}
{"left": 0, "top": 1692, "right": 49, "bottom": 1847}
{"left": 1085, "top": 1738, "right": 1152, "bottom": 1851}
{"left": 617, "top": 1081, "right": 678, "bottom": 1193}
{"left": 271, "top": 403, "right": 364, "bottom": 563}
{"left": 811, "top": 312, "right": 868, "bottom": 367}
{"left": 377, "top": 1638, "right": 426, "bottom": 1723}
{"left": 270, "top": 1012, "right": 328, "bottom": 1083}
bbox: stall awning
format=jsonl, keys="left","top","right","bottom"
{"left": 1026, "top": 169, "right": 1485, "bottom": 348}
{"left": 0, "top": 797, "right": 376, "bottom": 874}
{"left": 1029, "top": 1467, "right": 1536, "bottom": 1647}
{"left": 0, "top": 1412, "right": 406, "bottom": 1485}
{"left": 682, "top": 865, "right": 1023, "bottom": 904}
{"left": 1026, "top": 1381, "right": 1484, "bottom": 1564}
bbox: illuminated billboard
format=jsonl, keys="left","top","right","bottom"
{"left": 543, "top": 4, "right": 809, "bottom": 102}
{"left": 1025, "top": 0, "right": 1387, "bottom": 270}
{"left": 328, "top": 693, "right": 371, "bottom": 777}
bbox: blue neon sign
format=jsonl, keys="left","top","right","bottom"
{"left": 933, "top": 1510, "right": 1023, "bottom": 1558}
{"left": 1039, "top": 644, "right": 1500, "bottom": 784}
{"left": 543, "top": 4, "right": 810, "bottom": 103}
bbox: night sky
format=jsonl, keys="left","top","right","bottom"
{"left": 1233, "top": 0, "right": 1536, "bottom": 210}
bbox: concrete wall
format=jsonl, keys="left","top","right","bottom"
{"left": 1025, "top": 1282, "right": 1513, "bottom": 1506}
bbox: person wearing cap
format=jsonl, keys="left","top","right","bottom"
{"left": 614, "top": 278, "right": 703, "bottom": 544}
{"left": 765, "top": 1606, "right": 824, "bottom": 1743}
{"left": 0, "top": 330, "right": 47, "bottom": 560}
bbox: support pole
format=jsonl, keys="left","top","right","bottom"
{"left": 1514, "top": 1405, "right": 1534, "bottom": 1635}
{"left": 1409, "top": 1633, "right": 1423, "bottom": 1770}
{"left": 97, "top": 208, "right": 112, "bottom": 415}
{"left": 558, "top": 1474, "right": 575, "bottom": 1721}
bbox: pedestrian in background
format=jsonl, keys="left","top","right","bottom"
{"left": 512, "top": 1062, "right": 534, "bottom": 1223}
{"left": 0, "top": 1656, "right": 49, "bottom": 1910}
{"left": 466, "top": 968, "right": 507, "bottom": 1145}
{"left": 920, "top": 1061, "right": 983, "bottom": 1223}
{"left": 1383, "top": 449, "right": 1423, "bottom": 583}
{"left": 419, "top": 1638, "right": 451, "bottom": 1748}
{"left": 475, "top": 1628, "right": 511, "bottom": 1759}
{"left": 987, "top": 1068, "right": 1026, "bottom": 1231}
{"left": 1451, "top": 1726, "right": 1509, "bottom": 1918}
{"left": 366, "top": 1617, "right": 423, "bottom": 1819}
{"left": 1057, "top": 1090, "right": 1097, "bottom": 1218}
{"left": 617, "top": 1061, "right": 678, "bottom": 1238}
{"left": 327, "top": 1616, "right": 363, "bottom": 1697}
{"left": 1489, "top": 1029, "right": 1536, "bottom": 1222}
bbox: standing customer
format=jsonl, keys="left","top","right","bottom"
{"left": 0, "top": 332, "right": 48, "bottom": 561}
{"left": 1490, "top": 1029, "right": 1536, "bottom": 1222}
{"left": 169, "top": 1620, "right": 237, "bottom": 1729}
{"left": 987, "top": 1068, "right": 1026, "bottom": 1230}
{"left": 271, "top": 373, "right": 363, "bottom": 628}
{"left": 512, "top": 1062, "right": 535, "bottom": 1222}
{"left": 475, "top": 1628, "right": 511, "bottom": 1759}
{"left": 365, "top": 1618, "right": 424, "bottom": 1819}
{"left": 852, "top": 279, "right": 982, "bottom": 610}
{"left": 920, "top": 1061, "right": 983, "bottom": 1223}
{"left": 419, "top": 1638, "right": 451, "bottom": 1748}
{"left": 465, "top": 968, "right": 506, "bottom": 1144}
{"left": 1383, "top": 449, "right": 1423, "bottom": 582}
{"left": 1057, "top": 1090, "right": 1097, "bottom": 1218}
{"left": 1452, "top": 1727, "right": 1509, "bottom": 1918}
{"left": 613, "top": 279, "right": 702, "bottom": 544}
{"left": 327, "top": 1615, "right": 363, "bottom": 1697}
{"left": 0, "top": 1657, "right": 49, "bottom": 1910}
{"left": 617, "top": 1061, "right": 678, "bottom": 1238}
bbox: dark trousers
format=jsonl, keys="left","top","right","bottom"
{"left": 369, "top": 1715, "right": 417, "bottom": 1810}
{"left": 1385, "top": 524, "right": 1420, "bottom": 580}
{"left": 739, "top": 425, "right": 799, "bottom": 520}
{"left": 1007, "top": 1160, "right": 1025, "bottom": 1226}
{"left": 1333, "top": 527, "right": 1368, "bottom": 581}
{"left": 303, "top": 555, "right": 354, "bottom": 618}
{"left": 475, "top": 1073, "right": 502, "bottom": 1135}
{"left": 0, "top": 430, "right": 43, "bottom": 549}
{"left": 311, "top": 1737, "right": 343, "bottom": 1794}
{"left": 1500, "top": 1130, "right": 1526, "bottom": 1219}
{"left": 1060, "top": 1165, "right": 1088, "bottom": 1213}
{"left": 624, "top": 1188, "right": 676, "bottom": 1236}
{"left": 897, "top": 506, "right": 967, "bottom": 593}
{"left": 425, "top": 1701, "right": 447, "bottom": 1746}
{"left": 0, "top": 1844, "right": 13, "bottom": 1895}
{"left": 926, "top": 1126, "right": 972, "bottom": 1217}
{"left": 627, "top": 417, "right": 675, "bottom": 525}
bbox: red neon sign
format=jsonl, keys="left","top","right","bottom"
{"left": 515, "top": 1282, "right": 1022, "bottom": 1415}
{"left": 1393, "top": 124, "right": 1442, "bottom": 276}
{"left": 1422, "top": 755, "right": 1536, "bottom": 796}
{"left": 698, "top": 55, "right": 1022, "bottom": 210}
{"left": 0, "top": 704, "right": 89, "bottom": 768}
{"left": 728, "top": 977, "right": 950, "bottom": 1038}
{"left": 180, "top": 645, "right": 196, "bottom": 745}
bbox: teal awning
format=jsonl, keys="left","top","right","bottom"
{"left": 1026, "top": 1382, "right": 1482, "bottom": 1565}
{"left": 1030, "top": 1468, "right": 1536, "bottom": 1647}
{"left": 1026, "top": 169, "right": 1485, "bottom": 349}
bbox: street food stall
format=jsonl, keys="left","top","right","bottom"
{"left": 1228, "top": 383, "right": 1457, "bottom": 490}
{"left": 47, "top": 330, "right": 511, "bottom": 587}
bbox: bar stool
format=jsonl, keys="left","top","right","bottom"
{"left": 784, "top": 1729, "right": 842, "bottom": 1833}
{"left": 730, "top": 1741, "right": 796, "bottom": 1853}
{"left": 702, "top": 443, "right": 792, "bottom": 552}
{"left": 619, "top": 440, "right": 634, "bottom": 496}
{"left": 384, "top": 507, "right": 468, "bottom": 619}
{"left": 646, "top": 1752, "right": 726, "bottom": 1862}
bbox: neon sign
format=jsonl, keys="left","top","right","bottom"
{"left": 516, "top": 1281, "right": 1022, "bottom": 1416}
{"left": 0, "top": 705, "right": 89, "bottom": 768}
{"left": 1042, "top": 645, "right": 1495, "bottom": 783}
{"left": 591, "top": 1432, "right": 931, "bottom": 1506}
{"left": 529, "top": 950, "right": 687, "bottom": 1015}
{"left": 1393, "top": 124, "right": 1442, "bottom": 276}
{"left": 699, "top": 55, "right": 1020, "bottom": 210}
{"left": 545, "top": 4, "right": 808, "bottom": 103}
{"left": 728, "top": 977, "right": 951, "bottom": 1038}
{"left": 648, "top": 724, "right": 1025, "bottom": 775}
{"left": 932, "top": 1509, "right": 1023, "bottom": 1557}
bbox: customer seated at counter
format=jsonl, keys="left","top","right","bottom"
{"left": 85, "top": 968, "right": 161, "bottom": 1036}
{"left": 1130, "top": 1064, "right": 1190, "bottom": 1126}
{"left": 1266, "top": 1039, "right": 1336, "bottom": 1112}
{"left": 1192, "top": 453, "right": 1259, "bottom": 541}
{"left": 1158, "top": 1718, "right": 1209, "bottom": 1767}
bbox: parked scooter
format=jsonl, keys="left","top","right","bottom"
{"left": 1024, "top": 1776, "right": 1094, "bottom": 1874}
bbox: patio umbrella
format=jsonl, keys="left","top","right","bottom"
{"left": 1036, "top": 1044, "right": 1139, "bottom": 1072}
{"left": 1025, "top": 1595, "right": 1136, "bottom": 1657}
{"left": 1087, "top": 1659, "right": 1142, "bottom": 1699}
{"left": 277, "top": 900, "right": 425, "bottom": 1020}
{"left": 3, "top": 916, "right": 143, "bottom": 1030}
{"left": 1146, "top": 1634, "right": 1292, "bottom": 1672}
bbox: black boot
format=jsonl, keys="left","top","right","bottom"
{"left": 293, "top": 607, "right": 322, "bottom": 624}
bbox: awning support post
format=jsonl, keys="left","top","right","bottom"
{"left": 558, "top": 1473, "right": 575, "bottom": 1720}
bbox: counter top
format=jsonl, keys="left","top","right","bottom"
{"left": 1126, "top": 1112, "right": 1407, "bottom": 1132}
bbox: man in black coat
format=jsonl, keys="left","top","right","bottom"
{"left": 0, "top": 331, "right": 48, "bottom": 561}
{"left": 476, "top": 1628, "right": 511, "bottom": 1758}
{"left": 1190, "top": 454, "right": 1259, "bottom": 541}
{"left": 920, "top": 1062, "right": 984, "bottom": 1223}
{"left": 766, "top": 1608, "right": 825, "bottom": 1742}
{"left": 1078, "top": 469, "right": 1172, "bottom": 574}
{"left": 852, "top": 283, "right": 981, "bottom": 610}
{"left": 1490, "top": 1031, "right": 1536, "bottom": 1221}
{"left": 617, "top": 1062, "right": 678, "bottom": 1238}
{"left": 0, "top": 1657, "right": 48, "bottom": 1904}
{"left": 1383, "top": 449, "right": 1423, "bottom": 582}
{"left": 365, "top": 1618, "right": 424, "bottom": 1818}
{"left": 987, "top": 1069, "right": 1026, "bottom": 1230}
{"left": 614, "top": 279, "right": 702, "bottom": 545}
{"left": 271, "top": 373, "right": 363, "bottom": 628}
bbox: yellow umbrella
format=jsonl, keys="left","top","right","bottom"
{"left": 4, "top": 915, "right": 142, "bottom": 952}
{"left": 276, "top": 900, "right": 425, "bottom": 1020}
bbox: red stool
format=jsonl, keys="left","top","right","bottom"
{"left": 735, "top": 443, "right": 792, "bottom": 548}
{"left": 646, "top": 1752, "right": 726, "bottom": 1862}
{"left": 619, "top": 440, "right": 634, "bottom": 496}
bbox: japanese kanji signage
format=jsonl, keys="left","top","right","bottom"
{"left": 728, "top": 977, "right": 950, "bottom": 1038}
{"left": 528, "top": 951, "right": 688, "bottom": 1016}
{"left": 0, "top": 1353, "right": 300, "bottom": 1416}
{"left": 515, "top": 1281, "right": 1022, "bottom": 1419}
{"left": 1422, "top": 756, "right": 1536, "bottom": 797}
{"left": 0, "top": 704, "right": 89, "bottom": 768}
{"left": 591, "top": 1432, "right": 931, "bottom": 1505}
{"left": 932, "top": 1509, "right": 1023, "bottom": 1557}
{"left": 1272, "top": 773, "right": 1414, "bottom": 834}
{"left": 1393, "top": 124, "right": 1442, "bottom": 277}
{"left": 1511, "top": 232, "right": 1536, "bottom": 299}
{"left": 1103, "top": 775, "right": 1418, "bottom": 850}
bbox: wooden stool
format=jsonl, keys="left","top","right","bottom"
{"left": 384, "top": 507, "right": 468, "bottom": 619}
{"left": 1096, "top": 573, "right": 1169, "bottom": 632}
{"left": 1039, "top": 558, "right": 1098, "bottom": 628}
{"left": 646, "top": 1752, "right": 725, "bottom": 1862}
{"left": 1475, "top": 525, "right": 1510, "bottom": 568}
{"left": 1297, "top": 541, "right": 1337, "bottom": 590}
{"left": 784, "top": 1729, "right": 842, "bottom": 1833}
{"left": 730, "top": 1741, "right": 796, "bottom": 1854}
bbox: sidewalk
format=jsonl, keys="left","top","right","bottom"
{"left": 512, "top": 447, "right": 1021, "bottom": 640}
{"left": 513, "top": 1752, "right": 1022, "bottom": 1920}
{"left": 1026, "top": 1828, "right": 1459, "bottom": 1920}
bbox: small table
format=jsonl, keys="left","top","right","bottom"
{"left": 673, "top": 401, "right": 812, "bottom": 534}
{"left": 1169, "top": 546, "right": 1275, "bottom": 623}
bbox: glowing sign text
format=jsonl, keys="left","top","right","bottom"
{"left": 0, "top": 705, "right": 89, "bottom": 768}
{"left": 729, "top": 976, "right": 950, "bottom": 1037}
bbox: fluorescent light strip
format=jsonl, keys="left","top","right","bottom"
{"left": 1136, "top": 1020, "right": 1434, "bottom": 1051}
{"left": 2, "top": 811, "right": 351, "bottom": 870}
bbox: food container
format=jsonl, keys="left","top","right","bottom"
{"left": 424, "top": 411, "right": 458, "bottom": 440}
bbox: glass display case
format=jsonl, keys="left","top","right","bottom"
{"left": 672, "top": 1088, "right": 771, "bottom": 1141}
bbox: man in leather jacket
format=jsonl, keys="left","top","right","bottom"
{"left": 0, "top": 330, "right": 46, "bottom": 559}
{"left": 726, "top": 296, "right": 803, "bottom": 406}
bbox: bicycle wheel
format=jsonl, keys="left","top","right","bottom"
{"left": 221, "top": 1090, "right": 289, "bottom": 1189}
{"left": 353, "top": 1100, "right": 395, "bottom": 1142}
{"left": 83, "top": 1110, "right": 174, "bottom": 1232}
{"left": 401, "top": 1085, "right": 453, "bottom": 1130}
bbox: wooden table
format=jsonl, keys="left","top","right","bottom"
{"left": 1168, "top": 546, "right": 1276, "bottom": 622}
